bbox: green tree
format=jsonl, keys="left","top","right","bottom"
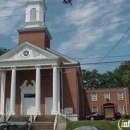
{"left": 114, "top": 61, "right": 130, "bottom": 87}
{"left": 82, "top": 61, "right": 130, "bottom": 89}
{"left": 82, "top": 69, "right": 101, "bottom": 89}
{"left": 0, "top": 47, "right": 9, "bottom": 56}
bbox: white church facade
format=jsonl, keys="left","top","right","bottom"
{"left": 0, "top": 0, "right": 84, "bottom": 120}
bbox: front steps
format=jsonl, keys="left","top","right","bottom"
{"left": 32, "top": 115, "right": 55, "bottom": 130}
{"left": 0, "top": 115, "right": 56, "bottom": 130}
{"left": 31, "top": 122, "right": 54, "bottom": 130}
{"left": 8, "top": 115, "right": 30, "bottom": 122}
{"left": 35, "top": 115, "right": 55, "bottom": 122}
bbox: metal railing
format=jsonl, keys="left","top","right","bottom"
{"left": 53, "top": 115, "right": 58, "bottom": 130}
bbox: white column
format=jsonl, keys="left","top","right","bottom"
{"left": 52, "top": 66, "right": 58, "bottom": 114}
{"left": 0, "top": 71, "right": 6, "bottom": 115}
{"left": 35, "top": 66, "right": 41, "bottom": 115}
{"left": 10, "top": 68, "right": 16, "bottom": 115}
{"left": 57, "top": 68, "right": 60, "bottom": 114}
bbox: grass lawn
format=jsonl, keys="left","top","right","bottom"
{"left": 66, "top": 120, "right": 129, "bottom": 130}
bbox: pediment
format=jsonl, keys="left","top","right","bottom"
{"left": 0, "top": 42, "right": 58, "bottom": 62}
{"left": 20, "top": 80, "right": 35, "bottom": 90}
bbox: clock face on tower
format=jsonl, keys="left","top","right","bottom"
{"left": 23, "top": 50, "right": 29, "bottom": 57}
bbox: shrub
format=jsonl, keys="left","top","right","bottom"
{"left": 122, "top": 114, "right": 130, "bottom": 119}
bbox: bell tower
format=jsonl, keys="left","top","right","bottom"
{"left": 17, "top": 0, "right": 52, "bottom": 49}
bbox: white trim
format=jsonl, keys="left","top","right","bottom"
{"left": 0, "top": 59, "right": 58, "bottom": 68}
{"left": 20, "top": 80, "right": 35, "bottom": 115}
{"left": 104, "top": 92, "right": 110, "bottom": 101}
{"left": 92, "top": 106, "right": 98, "bottom": 112}
{"left": 117, "top": 92, "right": 124, "bottom": 100}
{"left": 118, "top": 105, "right": 124, "bottom": 114}
{"left": 0, "top": 42, "right": 58, "bottom": 61}
{"left": 0, "top": 71, "right": 6, "bottom": 115}
{"left": 45, "top": 97, "right": 53, "bottom": 115}
{"left": 91, "top": 93, "right": 97, "bottom": 101}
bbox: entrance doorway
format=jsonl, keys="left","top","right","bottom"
{"left": 45, "top": 97, "right": 53, "bottom": 115}
{"left": 23, "top": 94, "right": 35, "bottom": 115}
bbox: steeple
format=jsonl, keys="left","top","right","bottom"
{"left": 25, "top": 0, "right": 46, "bottom": 27}
{"left": 17, "top": 0, "right": 52, "bottom": 49}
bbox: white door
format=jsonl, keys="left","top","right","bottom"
{"left": 23, "top": 94, "right": 35, "bottom": 115}
{"left": 45, "top": 97, "right": 53, "bottom": 115}
{"left": 6, "top": 98, "right": 10, "bottom": 114}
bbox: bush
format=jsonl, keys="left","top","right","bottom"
{"left": 122, "top": 114, "right": 130, "bottom": 119}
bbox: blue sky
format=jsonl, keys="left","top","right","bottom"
{"left": 0, "top": 0, "right": 130, "bottom": 73}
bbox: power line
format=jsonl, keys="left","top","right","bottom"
{"left": 0, "top": 0, "right": 129, "bottom": 18}
{"left": 87, "top": 26, "right": 130, "bottom": 69}
{"left": 0, "top": 17, "right": 129, "bottom": 41}
{"left": 0, "top": 0, "right": 128, "bottom": 11}
{"left": 80, "top": 60, "right": 130, "bottom": 66}
{"left": 73, "top": 54, "right": 130, "bottom": 59}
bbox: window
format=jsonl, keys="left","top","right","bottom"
{"left": 92, "top": 106, "right": 98, "bottom": 112}
{"left": 30, "top": 8, "right": 37, "bottom": 21}
{"left": 118, "top": 92, "right": 123, "bottom": 100}
{"left": 91, "top": 93, "right": 97, "bottom": 101}
{"left": 118, "top": 105, "right": 124, "bottom": 114}
{"left": 104, "top": 93, "right": 110, "bottom": 101}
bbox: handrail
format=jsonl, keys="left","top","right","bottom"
{"left": 6, "top": 109, "right": 11, "bottom": 121}
{"left": 60, "top": 109, "right": 72, "bottom": 121}
{"left": 0, "top": 114, "right": 5, "bottom": 122}
{"left": 33, "top": 109, "right": 38, "bottom": 122}
{"left": 53, "top": 115, "right": 58, "bottom": 130}
{"left": 29, "top": 115, "right": 33, "bottom": 123}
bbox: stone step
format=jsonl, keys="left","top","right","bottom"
{"left": 8, "top": 115, "right": 30, "bottom": 122}
{"left": 35, "top": 115, "right": 55, "bottom": 122}
{"left": 31, "top": 122, "right": 54, "bottom": 130}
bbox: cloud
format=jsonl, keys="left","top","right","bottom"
{"left": 56, "top": 0, "right": 126, "bottom": 55}
{"left": 107, "top": 33, "right": 126, "bottom": 42}
{"left": 0, "top": 0, "right": 26, "bottom": 36}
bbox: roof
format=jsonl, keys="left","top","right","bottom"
{"left": 0, "top": 42, "right": 79, "bottom": 68}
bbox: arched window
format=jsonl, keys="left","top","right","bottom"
{"left": 30, "top": 8, "right": 37, "bottom": 21}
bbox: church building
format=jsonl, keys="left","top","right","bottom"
{"left": 0, "top": 0, "right": 84, "bottom": 120}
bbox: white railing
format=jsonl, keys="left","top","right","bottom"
{"left": 60, "top": 109, "right": 72, "bottom": 121}
{"left": 33, "top": 109, "right": 38, "bottom": 122}
{"left": 0, "top": 114, "right": 5, "bottom": 122}
{"left": 29, "top": 114, "right": 33, "bottom": 123}
{"left": 53, "top": 115, "right": 58, "bottom": 130}
{"left": 6, "top": 109, "right": 11, "bottom": 121}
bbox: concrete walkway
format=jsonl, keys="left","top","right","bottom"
{"left": 57, "top": 122, "right": 66, "bottom": 130}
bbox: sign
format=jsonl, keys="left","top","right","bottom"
{"left": 118, "top": 118, "right": 130, "bottom": 130}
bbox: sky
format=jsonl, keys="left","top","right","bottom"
{"left": 0, "top": 0, "right": 130, "bottom": 73}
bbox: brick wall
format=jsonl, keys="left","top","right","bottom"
{"left": 85, "top": 88, "right": 130, "bottom": 115}
{"left": 18, "top": 30, "right": 50, "bottom": 49}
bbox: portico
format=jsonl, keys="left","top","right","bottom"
{"left": 0, "top": 64, "right": 61, "bottom": 116}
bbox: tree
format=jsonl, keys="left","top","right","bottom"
{"left": 0, "top": 47, "right": 9, "bottom": 56}
{"left": 114, "top": 61, "right": 130, "bottom": 87}
{"left": 82, "top": 61, "right": 130, "bottom": 89}
{"left": 82, "top": 69, "right": 101, "bottom": 89}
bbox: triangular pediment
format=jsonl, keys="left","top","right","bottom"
{"left": 0, "top": 42, "right": 58, "bottom": 62}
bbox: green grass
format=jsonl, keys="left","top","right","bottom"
{"left": 66, "top": 120, "right": 129, "bottom": 130}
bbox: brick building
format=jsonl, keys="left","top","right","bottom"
{"left": 0, "top": 0, "right": 84, "bottom": 121}
{"left": 85, "top": 87, "right": 130, "bottom": 116}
